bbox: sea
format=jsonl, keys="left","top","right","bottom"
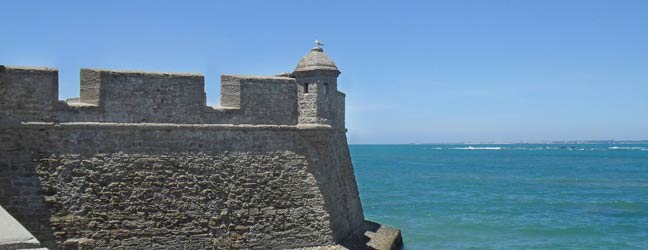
{"left": 350, "top": 144, "right": 648, "bottom": 250}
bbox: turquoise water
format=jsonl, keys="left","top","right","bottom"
{"left": 350, "top": 144, "right": 648, "bottom": 250}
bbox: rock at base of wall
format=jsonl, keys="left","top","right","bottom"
{"left": 289, "top": 220, "right": 403, "bottom": 250}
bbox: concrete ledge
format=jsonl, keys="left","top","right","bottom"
{"left": 340, "top": 220, "right": 403, "bottom": 250}
{"left": 0, "top": 206, "right": 44, "bottom": 250}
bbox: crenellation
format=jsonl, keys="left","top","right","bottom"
{"left": 335, "top": 91, "right": 346, "bottom": 129}
{"left": 79, "top": 69, "right": 102, "bottom": 106}
{"left": 0, "top": 66, "right": 59, "bottom": 122}
{"left": 235, "top": 75, "right": 298, "bottom": 125}
{"left": 220, "top": 75, "right": 244, "bottom": 109}
{"left": 1, "top": 67, "right": 339, "bottom": 127}
{"left": 94, "top": 69, "right": 206, "bottom": 123}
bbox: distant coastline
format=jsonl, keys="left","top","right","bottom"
{"left": 425, "top": 140, "right": 648, "bottom": 145}
{"left": 352, "top": 140, "right": 648, "bottom": 145}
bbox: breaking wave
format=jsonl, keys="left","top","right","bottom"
{"left": 609, "top": 146, "right": 648, "bottom": 151}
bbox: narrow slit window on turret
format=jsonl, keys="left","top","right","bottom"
{"left": 304, "top": 83, "right": 309, "bottom": 93}
{"left": 323, "top": 82, "right": 329, "bottom": 95}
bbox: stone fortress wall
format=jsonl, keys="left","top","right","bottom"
{"left": 0, "top": 47, "right": 402, "bottom": 250}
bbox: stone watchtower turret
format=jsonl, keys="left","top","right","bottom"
{"left": 293, "top": 46, "right": 343, "bottom": 127}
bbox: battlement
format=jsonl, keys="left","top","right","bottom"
{"left": 0, "top": 66, "right": 58, "bottom": 114}
{"left": 0, "top": 65, "right": 345, "bottom": 127}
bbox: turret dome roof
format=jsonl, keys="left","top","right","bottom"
{"left": 293, "top": 47, "right": 339, "bottom": 73}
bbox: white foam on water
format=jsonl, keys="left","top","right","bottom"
{"left": 609, "top": 146, "right": 648, "bottom": 151}
{"left": 450, "top": 146, "right": 504, "bottom": 150}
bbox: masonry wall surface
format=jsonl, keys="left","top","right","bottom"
{"left": 1, "top": 125, "right": 363, "bottom": 249}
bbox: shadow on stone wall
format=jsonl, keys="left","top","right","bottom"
{"left": 298, "top": 130, "right": 366, "bottom": 244}
{"left": 0, "top": 150, "right": 58, "bottom": 249}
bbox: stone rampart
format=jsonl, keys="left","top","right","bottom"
{"left": 0, "top": 66, "right": 315, "bottom": 125}
{"left": 0, "top": 47, "right": 401, "bottom": 250}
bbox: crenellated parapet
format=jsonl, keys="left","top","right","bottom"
{"left": 0, "top": 65, "right": 345, "bottom": 127}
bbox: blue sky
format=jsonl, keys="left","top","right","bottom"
{"left": 2, "top": 0, "right": 647, "bottom": 143}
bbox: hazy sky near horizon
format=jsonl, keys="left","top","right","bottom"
{"left": 2, "top": 0, "right": 647, "bottom": 143}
